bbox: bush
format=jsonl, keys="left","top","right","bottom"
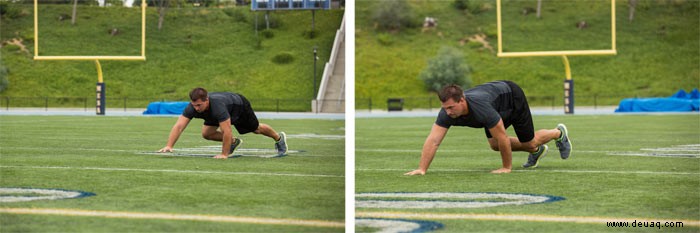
{"left": 454, "top": 0, "right": 469, "bottom": 10}
{"left": 376, "top": 33, "right": 393, "bottom": 46}
{"left": 272, "top": 52, "right": 294, "bottom": 64}
{"left": 254, "top": 13, "right": 281, "bottom": 29}
{"left": 372, "top": 0, "right": 416, "bottom": 31}
{"left": 0, "top": 63, "right": 9, "bottom": 93}
{"left": 419, "top": 47, "right": 472, "bottom": 92}
{"left": 0, "top": 1, "right": 8, "bottom": 16}
{"left": 302, "top": 29, "right": 318, "bottom": 39}
{"left": 223, "top": 8, "right": 248, "bottom": 23}
{"left": 0, "top": 2, "right": 26, "bottom": 19}
{"left": 261, "top": 29, "right": 275, "bottom": 39}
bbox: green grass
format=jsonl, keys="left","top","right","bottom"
{"left": 356, "top": 114, "right": 700, "bottom": 232}
{"left": 0, "top": 4, "right": 343, "bottom": 110}
{"left": 0, "top": 115, "right": 344, "bottom": 232}
{"left": 355, "top": 0, "right": 700, "bottom": 109}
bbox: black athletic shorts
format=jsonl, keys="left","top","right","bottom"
{"left": 483, "top": 81, "right": 535, "bottom": 142}
{"left": 203, "top": 95, "right": 260, "bottom": 134}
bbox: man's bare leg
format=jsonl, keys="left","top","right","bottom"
{"left": 254, "top": 123, "right": 281, "bottom": 141}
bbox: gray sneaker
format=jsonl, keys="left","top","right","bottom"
{"left": 523, "top": 144, "right": 548, "bottom": 168}
{"left": 228, "top": 138, "right": 242, "bottom": 157}
{"left": 556, "top": 124, "right": 572, "bottom": 159}
{"left": 275, "top": 132, "right": 288, "bottom": 156}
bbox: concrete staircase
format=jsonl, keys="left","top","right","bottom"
{"left": 319, "top": 39, "right": 345, "bottom": 113}
{"left": 312, "top": 15, "right": 345, "bottom": 113}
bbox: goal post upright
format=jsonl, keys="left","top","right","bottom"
{"left": 496, "top": 0, "right": 617, "bottom": 114}
{"left": 33, "top": 0, "right": 147, "bottom": 115}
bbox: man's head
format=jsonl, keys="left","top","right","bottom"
{"left": 189, "top": 87, "right": 209, "bottom": 113}
{"left": 438, "top": 84, "right": 468, "bottom": 118}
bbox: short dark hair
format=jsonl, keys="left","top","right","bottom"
{"left": 189, "top": 87, "right": 208, "bottom": 101}
{"left": 438, "top": 84, "right": 464, "bottom": 103}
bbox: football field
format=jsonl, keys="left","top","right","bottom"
{"left": 0, "top": 115, "right": 345, "bottom": 232}
{"left": 356, "top": 114, "right": 700, "bottom": 232}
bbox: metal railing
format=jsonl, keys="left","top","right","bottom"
{"left": 0, "top": 96, "right": 343, "bottom": 113}
{"left": 355, "top": 95, "right": 642, "bottom": 111}
{"left": 314, "top": 13, "right": 345, "bottom": 113}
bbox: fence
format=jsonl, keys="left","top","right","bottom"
{"left": 356, "top": 95, "right": 637, "bottom": 111}
{"left": 0, "top": 96, "right": 327, "bottom": 113}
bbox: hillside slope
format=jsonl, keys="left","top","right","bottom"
{"left": 1, "top": 4, "right": 343, "bottom": 110}
{"left": 355, "top": 0, "right": 699, "bottom": 109}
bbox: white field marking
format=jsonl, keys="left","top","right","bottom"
{"left": 356, "top": 211, "right": 700, "bottom": 227}
{"left": 356, "top": 168, "right": 699, "bottom": 176}
{"left": 140, "top": 147, "right": 305, "bottom": 158}
{"left": 608, "top": 144, "right": 700, "bottom": 158}
{"left": 608, "top": 153, "right": 699, "bottom": 158}
{"left": 0, "top": 166, "right": 343, "bottom": 178}
{"left": 356, "top": 149, "right": 493, "bottom": 153}
{"left": 0, "top": 208, "right": 344, "bottom": 228}
{"left": 355, "top": 219, "right": 421, "bottom": 233}
{"left": 356, "top": 193, "right": 560, "bottom": 209}
{"left": 2, "top": 147, "right": 136, "bottom": 152}
{"left": 3, "top": 147, "right": 340, "bottom": 157}
{"left": 287, "top": 134, "right": 344, "bottom": 140}
{"left": 359, "top": 148, "right": 700, "bottom": 155}
{"left": 641, "top": 148, "right": 700, "bottom": 152}
{"left": 0, "top": 188, "right": 93, "bottom": 203}
{"left": 179, "top": 146, "right": 303, "bottom": 154}
{"left": 355, "top": 211, "right": 700, "bottom": 227}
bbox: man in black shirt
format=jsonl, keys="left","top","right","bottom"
{"left": 158, "top": 87, "right": 288, "bottom": 159}
{"left": 405, "top": 81, "right": 571, "bottom": 174}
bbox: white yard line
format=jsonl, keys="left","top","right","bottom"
{"left": 356, "top": 168, "right": 698, "bottom": 175}
{"left": 0, "top": 165, "right": 343, "bottom": 178}
{"left": 0, "top": 208, "right": 344, "bottom": 228}
{"left": 356, "top": 211, "right": 700, "bottom": 227}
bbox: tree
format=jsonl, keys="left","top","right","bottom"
{"left": 71, "top": 0, "right": 78, "bottom": 25}
{"left": 156, "top": 0, "right": 169, "bottom": 30}
{"left": 372, "top": 0, "right": 415, "bottom": 31}
{"left": 0, "top": 62, "right": 9, "bottom": 93}
{"left": 419, "top": 47, "right": 472, "bottom": 93}
{"left": 629, "top": 0, "right": 638, "bottom": 22}
{"left": 536, "top": 0, "right": 542, "bottom": 19}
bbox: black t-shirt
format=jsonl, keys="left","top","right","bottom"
{"left": 435, "top": 81, "right": 515, "bottom": 129}
{"left": 182, "top": 92, "right": 245, "bottom": 123}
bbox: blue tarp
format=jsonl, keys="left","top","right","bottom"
{"left": 615, "top": 89, "right": 700, "bottom": 112}
{"left": 143, "top": 102, "right": 189, "bottom": 115}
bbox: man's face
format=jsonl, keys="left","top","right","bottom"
{"left": 191, "top": 98, "right": 209, "bottom": 113}
{"left": 441, "top": 98, "right": 466, "bottom": 119}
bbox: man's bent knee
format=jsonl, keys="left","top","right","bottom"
{"left": 521, "top": 141, "right": 538, "bottom": 151}
{"left": 487, "top": 139, "right": 499, "bottom": 151}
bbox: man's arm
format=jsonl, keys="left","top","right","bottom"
{"left": 488, "top": 119, "right": 512, "bottom": 173}
{"left": 158, "top": 116, "right": 191, "bottom": 152}
{"left": 405, "top": 124, "right": 449, "bottom": 176}
{"left": 213, "top": 118, "right": 233, "bottom": 159}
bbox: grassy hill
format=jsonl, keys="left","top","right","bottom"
{"left": 0, "top": 3, "right": 343, "bottom": 111}
{"left": 355, "top": 0, "right": 699, "bottom": 109}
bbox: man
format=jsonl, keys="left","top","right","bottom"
{"left": 158, "top": 87, "right": 287, "bottom": 159}
{"left": 404, "top": 81, "right": 571, "bottom": 175}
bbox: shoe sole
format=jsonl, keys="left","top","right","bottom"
{"left": 525, "top": 145, "right": 548, "bottom": 169}
{"left": 278, "top": 132, "right": 288, "bottom": 156}
{"left": 228, "top": 138, "right": 242, "bottom": 157}
{"left": 557, "top": 123, "right": 572, "bottom": 159}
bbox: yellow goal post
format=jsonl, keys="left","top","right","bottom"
{"left": 33, "top": 0, "right": 148, "bottom": 115}
{"left": 495, "top": 0, "right": 617, "bottom": 114}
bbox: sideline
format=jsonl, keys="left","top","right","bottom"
{"left": 0, "top": 108, "right": 344, "bottom": 120}
{"left": 356, "top": 168, "right": 698, "bottom": 176}
{"left": 0, "top": 208, "right": 344, "bottom": 228}
{"left": 356, "top": 211, "right": 700, "bottom": 227}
